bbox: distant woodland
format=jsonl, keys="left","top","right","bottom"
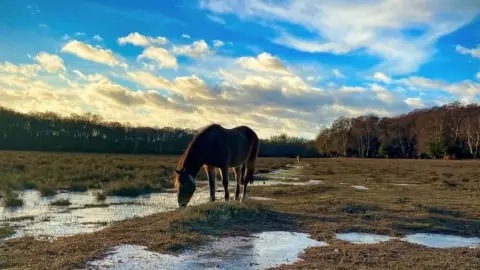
{"left": 1, "top": 101, "right": 479, "bottom": 159}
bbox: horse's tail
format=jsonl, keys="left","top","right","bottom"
{"left": 244, "top": 129, "right": 260, "bottom": 183}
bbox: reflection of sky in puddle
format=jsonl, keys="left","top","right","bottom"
{"left": 0, "top": 164, "right": 311, "bottom": 240}
{"left": 336, "top": 232, "right": 480, "bottom": 249}
{"left": 401, "top": 233, "right": 480, "bottom": 249}
{"left": 351, "top": 185, "right": 369, "bottom": 190}
{"left": 336, "top": 232, "right": 394, "bottom": 244}
{"left": 0, "top": 188, "right": 222, "bottom": 240}
{"left": 87, "top": 231, "right": 328, "bottom": 270}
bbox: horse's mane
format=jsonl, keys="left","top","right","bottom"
{"left": 175, "top": 123, "right": 222, "bottom": 187}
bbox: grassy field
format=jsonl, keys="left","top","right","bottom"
{"left": 0, "top": 150, "right": 292, "bottom": 200}
{"left": 1, "top": 153, "right": 480, "bottom": 269}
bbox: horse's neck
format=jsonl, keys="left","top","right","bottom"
{"left": 182, "top": 141, "right": 205, "bottom": 177}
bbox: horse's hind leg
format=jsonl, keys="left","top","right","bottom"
{"left": 220, "top": 166, "right": 230, "bottom": 201}
{"left": 233, "top": 166, "right": 242, "bottom": 201}
{"left": 241, "top": 164, "right": 248, "bottom": 202}
{"left": 204, "top": 165, "right": 216, "bottom": 202}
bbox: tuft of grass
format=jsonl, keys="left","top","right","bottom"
{"left": 50, "top": 199, "right": 72, "bottom": 206}
{"left": 1, "top": 190, "right": 24, "bottom": 208}
{"left": 38, "top": 185, "right": 57, "bottom": 197}
{"left": 94, "top": 191, "right": 107, "bottom": 201}
{"left": 0, "top": 225, "right": 15, "bottom": 239}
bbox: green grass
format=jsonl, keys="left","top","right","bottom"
{"left": 0, "top": 225, "right": 14, "bottom": 239}
{"left": 50, "top": 199, "right": 72, "bottom": 206}
{"left": 1, "top": 190, "right": 24, "bottom": 208}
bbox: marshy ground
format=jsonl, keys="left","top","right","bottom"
{"left": 1, "top": 151, "right": 480, "bottom": 269}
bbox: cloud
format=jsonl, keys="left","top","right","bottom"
{"left": 137, "top": 47, "right": 178, "bottom": 69}
{"left": 404, "top": 97, "right": 425, "bottom": 109}
{"left": 213, "top": 40, "right": 224, "bottom": 48}
{"left": 207, "top": 14, "right": 226, "bottom": 24}
{"left": 93, "top": 35, "right": 103, "bottom": 41}
{"left": 398, "top": 76, "right": 480, "bottom": 100}
{"left": 370, "top": 83, "right": 395, "bottom": 103}
{"left": 477, "top": 72, "right": 480, "bottom": 80}
{"left": 61, "top": 40, "right": 128, "bottom": 68}
{"left": 73, "top": 70, "right": 109, "bottom": 82}
{"left": 182, "top": 34, "right": 191, "bottom": 39}
{"left": 201, "top": 0, "right": 480, "bottom": 74}
{"left": 34, "top": 52, "right": 66, "bottom": 73}
{"left": 332, "top": 69, "right": 346, "bottom": 79}
{"left": 237, "top": 52, "right": 291, "bottom": 75}
{"left": 117, "top": 32, "right": 168, "bottom": 47}
{"left": 456, "top": 44, "right": 480, "bottom": 59}
{"left": 173, "top": 40, "right": 212, "bottom": 58}
{"left": 125, "top": 71, "right": 172, "bottom": 90}
{"left": 0, "top": 61, "right": 41, "bottom": 77}
{"left": 306, "top": 76, "right": 321, "bottom": 82}
{"left": 62, "top": 34, "right": 71, "bottom": 40}
{"left": 373, "top": 72, "right": 391, "bottom": 84}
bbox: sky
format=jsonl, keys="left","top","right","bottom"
{"left": 0, "top": 0, "right": 479, "bottom": 139}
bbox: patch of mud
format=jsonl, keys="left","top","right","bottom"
{"left": 87, "top": 231, "right": 328, "bottom": 269}
{"left": 401, "top": 233, "right": 480, "bottom": 249}
{"left": 351, "top": 185, "right": 369, "bottom": 190}
{"left": 335, "top": 232, "right": 394, "bottom": 244}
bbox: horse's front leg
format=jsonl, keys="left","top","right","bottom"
{"left": 204, "top": 165, "right": 216, "bottom": 202}
{"left": 220, "top": 166, "right": 230, "bottom": 201}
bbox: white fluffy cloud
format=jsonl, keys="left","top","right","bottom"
{"left": 173, "top": 40, "right": 212, "bottom": 58}
{"left": 117, "top": 32, "right": 168, "bottom": 47}
{"left": 373, "top": 72, "right": 391, "bottom": 84}
{"left": 237, "top": 52, "right": 291, "bottom": 75}
{"left": 0, "top": 62, "right": 41, "bottom": 77}
{"left": 332, "top": 69, "right": 346, "bottom": 79}
{"left": 182, "top": 34, "right": 191, "bottom": 39}
{"left": 213, "top": 40, "right": 224, "bottom": 47}
{"left": 61, "top": 40, "right": 127, "bottom": 68}
{"left": 201, "top": 0, "right": 480, "bottom": 74}
{"left": 137, "top": 47, "right": 178, "bottom": 69}
{"left": 34, "top": 52, "right": 66, "bottom": 73}
{"left": 456, "top": 44, "right": 480, "bottom": 59}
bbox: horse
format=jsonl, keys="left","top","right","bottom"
{"left": 174, "top": 124, "right": 260, "bottom": 208}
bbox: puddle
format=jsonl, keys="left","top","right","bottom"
{"left": 401, "top": 233, "right": 480, "bottom": 249}
{"left": 86, "top": 231, "right": 328, "bottom": 269}
{"left": 249, "top": 196, "right": 276, "bottom": 201}
{"left": 351, "top": 185, "right": 369, "bottom": 190}
{"left": 0, "top": 163, "right": 310, "bottom": 240}
{"left": 335, "top": 232, "right": 394, "bottom": 244}
{"left": 0, "top": 189, "right": 223, "bottom": 240}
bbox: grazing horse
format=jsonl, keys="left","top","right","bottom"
{"left": 174, "top": 124, "right": 260, "bottom": 208}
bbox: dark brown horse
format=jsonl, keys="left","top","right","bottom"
{"left": 174, "top": 124, "right": 260, "bottom": 208}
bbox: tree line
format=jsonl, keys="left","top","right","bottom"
{"left": 315, "top": 101, "right": 480, "bottom": 159}
{"left": 0, "top": 106, "right": 318, "bottom": 157}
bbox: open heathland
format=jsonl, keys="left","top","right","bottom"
{"left": 1, "top": 155, "right": 480, "bottom": 269}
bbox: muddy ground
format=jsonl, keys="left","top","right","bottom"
{"left": 1, "top": 155, "right": 480, "bottom": 269}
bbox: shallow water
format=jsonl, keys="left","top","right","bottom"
{"left": 86, "top": 231, "right": 328, "bottom": 270}
{"left": 351, "top": 185, "right": 369, "bottom": 190}
{"left": 401, "top": 233, "right": 480, "bottom": 248}
{"left": 336, "top": 232, "right": 394, "bottom": 244}
{"left": 0, "top": 188, "right": 222, "bottom": 240}
{"left": 0, "top": 164, "right": 313, "bottom": 240}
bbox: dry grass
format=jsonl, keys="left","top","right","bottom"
{"left": 0, "top": 150, "right": 292, "bottom": 196}
{"left": 1, "top": 155, "right": 480, "bottom": 269}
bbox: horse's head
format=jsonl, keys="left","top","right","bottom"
{"left": 174, "top": 168, "right": 196, "bottom": 208}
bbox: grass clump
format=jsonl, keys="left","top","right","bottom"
{"left": 94, "top": 191, "right": 107, "bottom": 201}
{"left": 50, "top": 199, "right": 71, "bottom": 206}
{"left": 1, "top": 190, "right": 24, "bottom": 208}
{"left": 0, "top": 225, "right": 15, "bottom": 239}
{"left": 68, "top": 183, "right": 88, "bottom": 192}
{"left": 38, "top": 185, "right": 57, "bottom": 197}
{"left": 170, "top": 202, "right": 296, "bottom": 236}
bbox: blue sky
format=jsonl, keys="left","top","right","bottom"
{"left": 0, "top": 0, "right": 479, "bottom": 139}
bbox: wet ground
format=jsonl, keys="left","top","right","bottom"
{"left": 0, "top": 164, "right": 308, "bottom": 240}
{"left": 86, "top": 231, "right": 328, "bottom": 270}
